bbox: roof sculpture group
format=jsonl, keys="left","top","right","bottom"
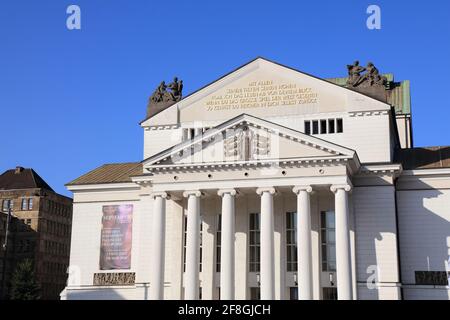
{"left": 146, "top": 77, "right": 183, "bottom": 118}
{"left": 346, "top": 61, "right": 387, "bottom": 88}
{"left": 149, "top": 77, "right": 183, "bottom": 105}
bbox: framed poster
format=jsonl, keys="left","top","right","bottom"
{"left": 99, "top": 204, "right": 133, "bottom": 270}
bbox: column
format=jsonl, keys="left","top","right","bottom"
{"left": 218, "top": 189, "right": 237, "bottom": 300}
{"left": 183, "top": 190, "right": 202, "bottom": 300}
{"left": 194, "top": 128, "right": 203, "bottom": 137}
{"left": 256, "top": 187, "right": 276, "bottom": 300}
{"left": 292, "top": 186, "right": 313, "bottom": 300}
{"left": 150, "top": 192, "right": 169, "bottom": 300}
{"left": 330, "top": 184, "right": 353, "bottom": 300}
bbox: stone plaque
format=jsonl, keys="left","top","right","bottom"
{"left": 93, "top": 272, "right": 136, "bottom": 286}
{"left": 205, "top": 80, "right": 319, "bottom": 112}
{"left": 415, "top": 271, "right": 449, "bottom": 286}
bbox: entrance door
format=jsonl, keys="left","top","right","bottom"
{"left": 320, "top": 210, "right": 337, "bottom": 300}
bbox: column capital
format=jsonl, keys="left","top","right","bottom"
{"left": 330, "top": 184, "right": 352, "bottom": 193}
{"left": 217, "top": 189, "right": 237, "bottom": 197}
{"left": 183, "top": 190, "right": 202, "bottom": 198}
{"left": 256, "top": 187, "right": 276, "bottom": 196}
{"left": 292, "top": 185, "right": 312, "bottom": 194}
{"left": 151, "top": 192, "right": 170, "bottom": 200}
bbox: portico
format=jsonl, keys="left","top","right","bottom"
{"left": 147, "top": 182, "right": 354, "bottom": 300}
{"left": 137, "top": 114, "right": 360, "bottom": 300}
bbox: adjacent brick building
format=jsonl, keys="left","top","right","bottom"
{"left": 0, "top": 166, "right": 72, "bottom": 299}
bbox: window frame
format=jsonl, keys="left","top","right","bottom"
{"left": 304, "top": 121, "right": 311, "bottom": 135}
{"left": 249, "top": 213, "right": 261, "bottom": 272}
{"left": 320, "top": 211, "right": 336, "bottom": 272}
{"left": 336, "top": 118, "right": 343, "bottom": 133}
{"left": 286, "top": 211, "right": 297, "bottom": 272}
{"left": 216, "top": 214, "right": 221, "bottom": 273}
{"left": 183, "top": 214, "right": 203, "bottom": 273}
{"left": 312, "top": 120, "right": 319, "bottom": 135}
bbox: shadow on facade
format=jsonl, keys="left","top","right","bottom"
{"left": 397, "top": 180, "right": 450, "bottom": 300}
{"left": 395, "top": 146, "right": 450, "bottom": 169}
{"left": 0, "top": 216, "right": 38, "bottom": 300}
{"left": 65, "top": 288, "right": 127, "bottom": 300}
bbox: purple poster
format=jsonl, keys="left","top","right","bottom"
{"left": 99, "top": 204, "right": 133, "bottom": 270}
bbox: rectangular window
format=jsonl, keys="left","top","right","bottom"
{"left": 183, "top": 216, "right": 187, "bottom": 272}
{"left": 250, "top": 287, "right": 260, "bottom": 300}
{"left": 289, "top": 287, "right": 298, "bottom": 300}
{"left": 312, "top": 120, "right": 319, "bottom": 135}
{"left": 183, "top": 215, "right": 203, "bottom": 273}
{"left": 199, "top": 218, "right": 203, "bottom": 273}
{"left": 216, "top": 214, "right": 221, "bottom": 272}
{"left": 2, "top": 199, "right": 12, "bottom": 211}
{"left": 249, "top": 213, "right": 261, "bottom": 272}
{"left": 304, "top": 121, "right": 311, "bottom": 135}
{"left": 286, "top": 212, "right": 297, "bottom": 272}
{"left": 320, "top": 211, "right": 336, "bottom": 272}
{"left": 21, "top": 198, "right": 27, "bottom": 210}
{"left": 28, "top": 198, "right": 33, "bottom": 210}
{"left": 336, "top": 118, "right": 343, "bottom": 133}
{"left": 320, "top": 120, "right": 327, "bottom": 134}
{"left": 328, "top": 119, "right": 335, "bottom": 133}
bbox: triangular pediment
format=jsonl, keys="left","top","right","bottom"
{"left": 143, "top": 114, "right": 358, "bottom": 170}
{"left": 141, "top": 57, "right": 390, "bottom": 127}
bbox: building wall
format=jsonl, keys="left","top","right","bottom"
{"left": 352, "top": 186, "right": 401, "bottom": 300}
{"left": 395, "top": 115, "right": 412, "bottom": 148}
{"left": 271, "top": 112, "right": 392, "bottom": 163}
{"left": 66, "top": 189, "right": 371, "bottom": 300}
{"left": 143, "top": 110, "right": 393, "bottom": 168}
{"left": 397, "top": 181, "right": 450, "bottom": 300}
{"left": 143, "top": 127, "right": 183, "bottom": 159}
{"left": 0, "top": 188, "right": 72, "bottom": 300}
{"left": 65, "top": 186, "right": 141, "bottom": 300}
{"left": 37, "top": 191, "right": 73, "bottom": 299}
{"left": 65, "top": 174, "right": 450, "bottom": 301}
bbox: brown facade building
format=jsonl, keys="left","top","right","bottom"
{"left": 0, "top": 166, "right": 72, "bottom": 300}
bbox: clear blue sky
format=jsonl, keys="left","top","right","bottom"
{"left": 1, "top": 0, "right": 449, "bottom": 196}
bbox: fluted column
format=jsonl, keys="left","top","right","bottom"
{"left": 292, "top": 186, "right": 313, "bottom": 300}
{"left": 150, "top": 192, "right": 169, "bottom": 300}
{"left": 330, "top": 184, "right": 353, "bottom": 300}
{"left": 183, "top": 190, "right": 202, "bottom": 300}
{"left": 256, "top": 187, "right": 276, "bottom": 300}
{"left": 218, "top": 189, "right": 237, "bottom": 300}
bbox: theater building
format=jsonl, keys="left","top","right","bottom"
{"left": 62, "top": 57, "right": 450, "bottom": 300}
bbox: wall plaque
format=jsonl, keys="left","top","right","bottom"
{"left": 93, "top": 272, "right": 136, "bottom": 286}
{"left": 415, "top": 271, "right": 449, "bottom": 286}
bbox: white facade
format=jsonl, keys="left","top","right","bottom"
{"left": 62, "top": 58, "right": 450, "bottom": 300}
